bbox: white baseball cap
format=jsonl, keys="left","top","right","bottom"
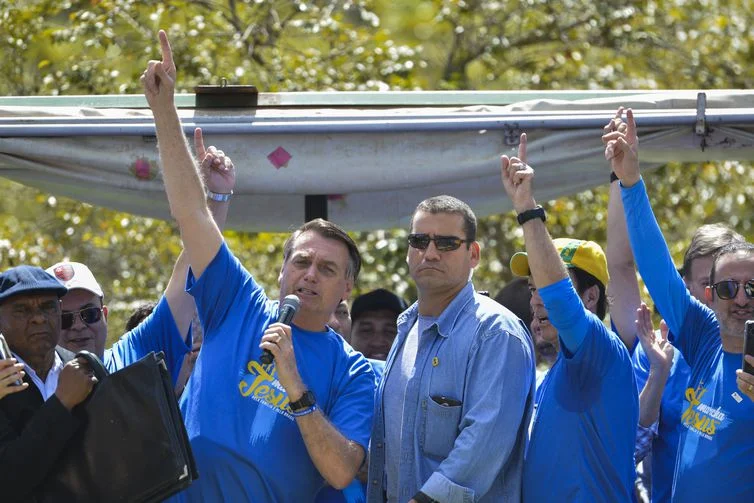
{"left": 46, "top": 261, "right": 104, "bottom": 299}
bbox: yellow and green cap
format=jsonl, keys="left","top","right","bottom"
{"left": 510, "top": 238, "right": 609, "bottom": 288}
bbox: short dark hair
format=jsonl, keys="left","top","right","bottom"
{"left": 709, "top": 241, "right": 754, "bottom": 287}
{"left": 494, "top": 278, "right": 532, "bottom": 327}
{"left": 125, "top": 301, "right": 157, "bottom": 332}
{"left": 282, "top": 219, "right": 361, "bottom": 283}
{"left": 409, "top": 195, "right": 477, "bottom": 244}
{"left": 570, "top": 267, "right": 607, "bottom": 320}
{"left": 682, "top": 223, "right": 744, "bottom": 278}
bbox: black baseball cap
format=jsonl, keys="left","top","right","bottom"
{"left": 351, "top": 289, "right": 407, "bottom": 321}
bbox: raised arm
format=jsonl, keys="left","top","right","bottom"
{"left": 606, "top": 109, "right": 691, "bottom": 336}
{"left": 501, "top": 134, "right": 584, "bottom": 354}
{"left": 633, "top": 304, "right": 673, "bottom": 462}
{"left": 604, "top": 108, "right": 641, "bottom": 351}
{"left": 141, "top": 30, "right": 222, "bottom": 279}
{"left": 501, "top": 134, "right": 568, "bottom": 289}
{"left": 635, "top": 304, "right": 673, "bottom": 428}
{"left": 164, "top": 127, "right": 236, "bottom": 337}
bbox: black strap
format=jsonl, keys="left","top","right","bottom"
{"left": 75, "top": 350, "right": 109, "bottom": 381}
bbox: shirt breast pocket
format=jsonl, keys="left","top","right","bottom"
{"left": 421, "top": 395, "right": 462, "bottom": 458}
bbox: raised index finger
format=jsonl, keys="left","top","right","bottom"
{"left": 626, "top": 108, "right": 636, "bottom": 141}
{"left": 518, "top": 132, "right": 527, "bottom": 164}
{"left": 158, "top": 30, "right": 174, "bottom": 69}
{"left": 194, "top": 128, "right": 206, "bottom": 160}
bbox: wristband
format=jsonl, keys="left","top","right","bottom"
{"left": 207, "top": 190, "right": 233, "bottom": 202}
{"left": 290, "top": 404, "right": 317, "bottom": 417}
{"left": 516, "top": 205, "right": 546, "bottom": 225}
{"left": 610, "top": 171, "right": 619, "bottom": 183}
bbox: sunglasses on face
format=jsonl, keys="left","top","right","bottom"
{"left": 407, "top": 233, "right": 468, "bottom": 252}
{"left": 61, "top": 306, "right": 103, "bottom": 330}
{"left": 711, "top": 279, "right": 754, "bottom": 300}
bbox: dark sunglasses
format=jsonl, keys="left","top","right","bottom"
{"left": 712, "top": 279, "right": 754, "bottom": 300}
{"left": 61, "top": 306, "right": 103, "bottom": 329}
{"left": 407, "top": 233, "right": 468, "bottom": 252}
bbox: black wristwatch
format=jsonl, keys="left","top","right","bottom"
{"left": 516, "top": 205, "right": 546, "bottom": 225}
{"left": 289, "top": 390, "right": 316, "bottom": 412}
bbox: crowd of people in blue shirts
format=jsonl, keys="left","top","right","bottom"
{"left": 0, "top": 30, "right": 752, "bottom": 502}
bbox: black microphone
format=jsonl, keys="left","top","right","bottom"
{"left": 261, "top": 294, "right": 301, "bottom": 364}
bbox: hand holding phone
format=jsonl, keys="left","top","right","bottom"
{"left": 0, "top": 333, "right": 26, "bottom": 395}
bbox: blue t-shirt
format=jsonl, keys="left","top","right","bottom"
{"left": 622, "top": 179, "right": 754, "bottom": 502}
{"left": 169, "top": 243, "right": 376, "bottom": 502}
{"left": 523, "top": 278, "right": 638, "bottom": 502}
{"left": 104, "top": 295, "right": 188, "bottom": 383}
{"left": 632, "top": 337, "right": 690, "bottom": 503}
{"left": 314, "top": 359, "right": 386, "bottom": 503}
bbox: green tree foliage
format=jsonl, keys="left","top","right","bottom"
{"left": 1, "top": 0, "right": 752, "bottom": 342}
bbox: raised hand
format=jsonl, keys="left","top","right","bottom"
{"left": 195, "top": 128, "right": 236, "bottom": 195}
{"left": 635, "top": 303, "right": 674, "bottom": 373}
{"left": 602, "top": 107, "right": 640, "bottom": 187}
{"left": 500, "top": 133, "right": 537, "bottom": 213}
{"left": 141, "top": 30, "right": 177, "bottom": 111}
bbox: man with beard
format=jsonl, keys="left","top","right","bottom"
{"left": 608, "top": 107, "right": 754, "bottom": 501}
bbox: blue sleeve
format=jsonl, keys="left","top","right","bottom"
{"left": 326, "top": 353, "right": 377, "bottom": 454}
{"left": 104, "top": 295, "right": 189, "bottom": 385}
{"left": 620, "top": 179, "right": 690, "bottom": 339}
{"left": 186, "top": 241, "right": 267, "bottom": 340}
{"left": 541, "top": 277, "right": 630, "bottom": 382}
{"left": 539, "top": 277, "right": 591, "bottom": 355}
{"left": 621, "top": 179, "right": 718, "bottom": 363}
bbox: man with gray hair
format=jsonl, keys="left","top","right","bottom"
{"left": 46, "top": 127, "right": 236, "bottom": 384}
{"left": 607, "top": 107, "right": 754, "bottom": 501}
{"left": 368, "top": 195, "right": 534, "bottom": 503}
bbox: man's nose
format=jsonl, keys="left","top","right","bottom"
{"left": 423, "top": 241, "right": 441, "bottom": 260}
{"left": 734, "top": 283, "right": 750, "bottom": 305}
{"left": 303, "top": 264, "right": 319, "bottom": 281}
{"left": 70, "top": 311, "right": 87, "bottom": 329}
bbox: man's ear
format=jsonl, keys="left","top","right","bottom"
{"left": 102, "top": 305, "right": 109, "bottom": 322}
{"left": 343, "top": 279, "right": 353, "bottom": 301}
{"left": 470, "top": 241, "right": 481, "bottom": 268}
{"left": 705, "top": 285, "right": 714, "bottom": 304}
{"left": 582, "top": 284, "right": 599, "bottom": 311}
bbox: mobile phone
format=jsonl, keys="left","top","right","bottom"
{"left": 0, "top": 333, "right": 12, "bottom": 360}
{"left": 744, "top": 321, "right": 754, "bottom": 375}
{"left": 0, "top": 333, "right": 22, "bottom": 386}
{"left": 431, "top": 395, "right": 462, "bottom": 407}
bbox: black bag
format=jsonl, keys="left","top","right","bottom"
{"left": 40, "top": 351, "right": 198, "bottom": 503}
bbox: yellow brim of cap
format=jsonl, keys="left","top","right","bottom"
{"left": 510, "top": 252, "right": 531, "bottom": 277}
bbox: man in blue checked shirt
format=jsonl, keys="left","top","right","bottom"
{"left": 368, "top": 195, "right": 535, "bottom": 503}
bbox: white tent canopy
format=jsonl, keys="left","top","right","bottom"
{"left": 1, "top": 90, "right": 753, "bottom": 231}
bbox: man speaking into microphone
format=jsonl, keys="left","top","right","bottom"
{"left": 141, "top": 31, "right": 376, "bottom": 502}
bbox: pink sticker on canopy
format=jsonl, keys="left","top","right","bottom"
{"left": 129, "top": 157, "right": 158, "bottom": 180}
{"left": 268, "top": 147, "right": 292, "bottom": 169}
